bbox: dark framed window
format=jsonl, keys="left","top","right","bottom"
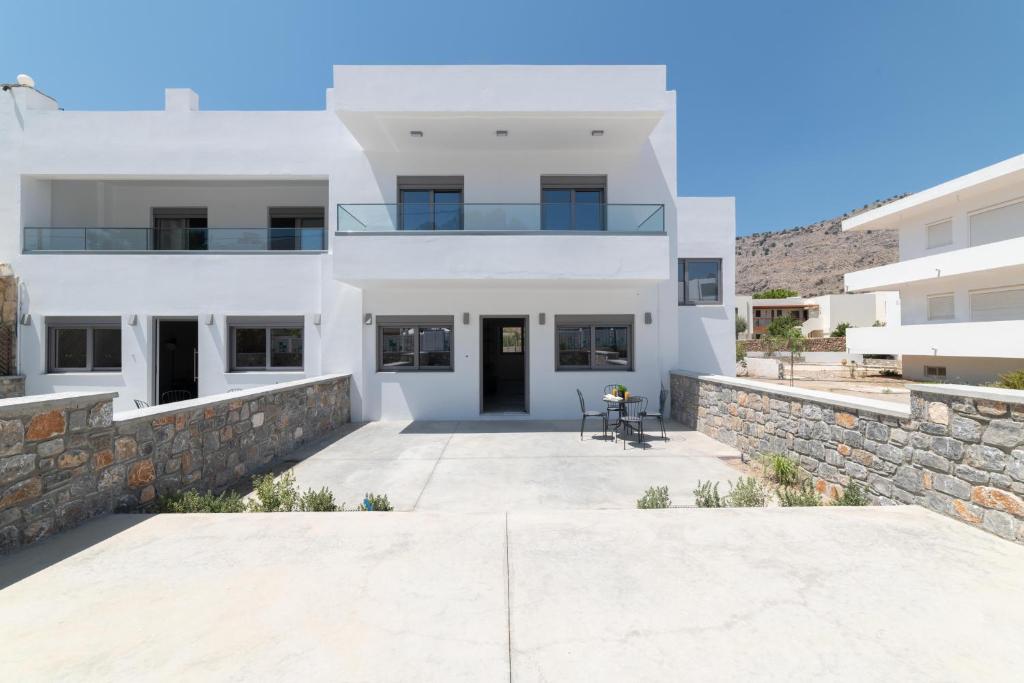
{"left": 678, "top": 258, "right": 722, "bottom": 305}
{"left": 269, "top": 207, "right": 325, "bottom": 251}
{"left": 397, "top": 176, "right": 464, "bottom": 231}
{"left": 501, "top": 326, "right": 524, "bottom": 354}
{"left": 541, "top": 175, "right": 607, "bottom": 231}
{"left": 229, "top": 318, "right": 304, "bottom": 371}
{"left": 554, "top": 315, "right": 633, "bottom": 371}
{"left": 377, "top": 316, "right": 454, "bottom": 371}
{"left": 153, "top": 208, "right": 208, "bottom": 251}
{"left": 47, "top": 318, "right": 121, "bottom": 372}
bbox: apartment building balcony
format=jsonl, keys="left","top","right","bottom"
{"left": 23, "top": 226, "right": 325, "bottom": 253}
{"left": 847, "top": 320, "right": 1024, "bottom": 359}
{"left": 334, "top": 202, "right": 669, "bottom": 285}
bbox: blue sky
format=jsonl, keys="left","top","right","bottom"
{"left": 3, "top": 0, "right": 1022, "bottom": 235}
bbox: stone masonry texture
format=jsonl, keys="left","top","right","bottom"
{"left": 0, "top": 374, "right": 350, "bottom": 552}
{"left": 0, "top": 376, "right": 25, "bottom": 399}
{"left": 740, "top": 337, "right": 846, "bottom": 353}
{"left": 671, "top": 372, "right": 1024, "bottom": 544}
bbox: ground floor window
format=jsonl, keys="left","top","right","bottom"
{"left": 377, "top": 316, "right": 454, "bottom": 371}
{"left": 554, "top": 315, "right": 633, "bottom": 371}
{"left": 47, "top": 318, "right": 121, "bottom": 372}
{"left": 229, "top": 318, "right": 304, "bottom": 370}
{"left": 924, "top": 365, "right": 947, "bottom": 378}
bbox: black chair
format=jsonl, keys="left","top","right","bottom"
{"left": 603, "top": 384, "right": 624, "bottom": 428}
{"left": 133, "top": 399, "right": 150, "bottom": 409}
{"left": 619, "top": 396, "right": 647, "bottom": 449}
{"left": 577, "top": 388, "right": 608, "bottom": 441}
{"left": 642, "top": 387, "right": 668, "bottom": 440}
{"left": 160, "top": 389, "right": 193, "bottom": 404}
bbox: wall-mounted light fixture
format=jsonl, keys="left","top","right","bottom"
{"left": 204, "top": 314, "right": 214, "bottom": 325}
{"left": 644, "top": 312, "right": 653, "bottom": 325}
{"left": 409, "top": 130, "right": 423, "bottom": 138}
{"left": 462, "top": 312, "right": 470, "bottom": 325}
{"left": 19, "top": 313, "right": 31, "bottom": 326}
{"left": 364, "top": 313, "right": 373, "bottom": 326}
{"left": 590, "top": 129, "right": 604, "bottom": 137}
{"left": 127, "top": 314, "right": 138, "bottom": 326}
{"left": 495, "top": 130, "right": 508, "bottom": 137}
{"left": 538, "top": 313, "right": 546, "bottom": 325}
{"left": 313, "top": 313, "right": 322, "bottom": 326}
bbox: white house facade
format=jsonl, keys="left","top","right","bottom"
{"left": 0, "top": 65, "right": 735, "bottom": 419}
{"left": 843, "top": 153, "right": 1024, "bottom": 383}
{"left": 736, "top": 292, "right": 899, "bottom": 339}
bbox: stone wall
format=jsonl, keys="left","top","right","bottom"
{"left": 741, "top": 337, "right": 846, "bottom": 353}
{"left": 0, "top": 374, "right": 350, "bottom": 552}
{"left": 671, "top": 372, "right": 1024, "bottom": 543}
{"left": 0, "top": 376, "right": 25, "bottom": 399}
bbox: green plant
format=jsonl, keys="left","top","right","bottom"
{"left": 156, "top": 489, "right": 246, "bottom": 513}
{"left": 994, "top": 370, "right": 1024, "bottom": 390}
{"left": 879, "top": 368, "right": 901, "bottom": 378}
{"left": 248, "top": 471, "right": 301, "bottom": 512}
{"left": 726, "top": 477, "right": 768, "bottom": 507}
{"left": 762, "top": 453, "right": 799, "bottom": 486}
{"left": 636, "top": 485, "right": 671, "bottom": 509}
{"left": 831, "top": 322, "right": 852, "bottom": 337}
{"left": 359, "top": 492, "right": 393, "bottom": 511}
{"left": 735, "top": 315, "right": 748, "bottom": 336}
{"left": 693, "top": 480, "right": 724, "bottom": 508}
{"left": 872, "top": 320, "right": 886, "bottom": 327}
{"left": 766, "top": 315, "right": 800, "bottom": 338}
{"left": 778, "top": 480, "right": 822, "bottom": 507}
{"left": 299, "top": 487, "right": 339, "bottom": 512}
{"left": 753, "top": 288, "right": 799, "bottom": 299}
{"left": 834, "top": 482, "right": 869, "bottom": 506}
{"left": 736, "top": 341, "right": 747, "bottom": 362}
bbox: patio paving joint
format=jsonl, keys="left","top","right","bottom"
{"left": 411, "top": 422, "right": 459, "bottom": 511}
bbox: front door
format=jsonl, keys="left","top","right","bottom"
{"left": 481, "top": 317, "right": 527, "bottom": 413}
{"left": 156, "top": 319, "right": 199, "bottom": 404}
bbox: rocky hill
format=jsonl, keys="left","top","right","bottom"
{"left": 736, "top": 195, "right": 908, "bottom": 297}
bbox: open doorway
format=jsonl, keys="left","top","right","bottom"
{"left": 481, "top": 317, "right": 528, "bottom": 414}
{"left": 156, "top": 319, "right": 198, "bottom": 404}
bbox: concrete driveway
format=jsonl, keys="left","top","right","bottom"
{"left": 3, "top": 506, "right": 1024, "bottom": 681}
{"left": 284, "top": 420, "right": 743, "bottom": 511}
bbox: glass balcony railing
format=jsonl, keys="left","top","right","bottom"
{"left": 22, "top": 227, "right": 327, "bottom": 253}
{"left": 336, "top": 203, "right": 665, "bottom": 234}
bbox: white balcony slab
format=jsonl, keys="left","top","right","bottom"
{"left": 846, "top": 320, "right": 1024, "bottom": 358}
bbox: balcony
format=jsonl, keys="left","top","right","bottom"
{"left": 334, "top": 203, "right": 669, "bottom": 285}
{"left": 23, "top": 227, "right": 326, "bottom": 253}
{"left": 847, "top": 320, "right": 1024, "bottom": 358}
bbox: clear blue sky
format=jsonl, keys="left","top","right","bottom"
{"left": 3, "top": 0, "right": 1022, "bottom": 235}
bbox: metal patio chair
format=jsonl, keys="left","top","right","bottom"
{"left": 603, "top": 383, "right": 624, "bottom": 428}
{"left": 159, "top": 389, "right": 193, "bottom": 404}
{"left": 619, "top": 395, "right": 647, "bottom": 449}
{"left": 577, "top": 388, "right": 608, "bottom": 441}
{"left": 642, "top": 387, "right": 668, "bottom": 440}
{"left": 133, "top": 399, "right": 150, "bottom": 409}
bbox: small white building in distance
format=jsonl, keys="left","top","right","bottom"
{"left": 736, "top": 292, "right": 899, "bottom": 339}
{"left": 844, "top": 153, "right": 1024, "bottom": 383}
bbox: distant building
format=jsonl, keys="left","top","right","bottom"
{"left": 736, "top": 292, "right": 898, "bottom": 339}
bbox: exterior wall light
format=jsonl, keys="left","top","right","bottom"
{"left": 538, "top": 313, "right": 546, "bottom": 325}
{"left": 19, "top": 313, "right": 31, "bottom": 326}
{"left": 204, "top": 314, "right": 214, "bottom": 325}
{"left": 591, "top": 130, "right": 604, "bottom": 136}
{"left": 462, "top": 312, "right": 470, "bottom": 325}
{"left": 645, "top": 312, "right": 653, "bottom": 325}
{"left": 495, "top": 130, "right": 508, "bottom": 137}
{"left": 364, "top": 313, "right": 373, "bottom": 326}
{"left": 127, "top": 314, "right": 138, "bottom": 326}
{"left": 409, "top": 130, "right": 423, "bottom": 138}
{"left": 313, "top": 313, "right": 322, "bottom": 326}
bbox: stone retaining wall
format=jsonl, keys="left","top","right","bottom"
{"left": 741, "top": 337, "right": 846, "bottom": 353}
{"left": 0, "top": 376, "right": 25, "bottom": 398}
{"left": 671, "top": 372, "right": 1024, "bottom": 543}
{"left": 0, "top": 374, "right": 350, "bottom": 552}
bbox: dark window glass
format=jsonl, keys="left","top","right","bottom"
{"left": 541, "top": 189, "right": 572, "bottom": 230}
{"left": 542, "top": 188, "right": 605, "bottom": 231}
{"left": 269, "top": 328, "right": 303, "bottom": 368}
{"left": 92, "top": 328, "right": 122, "bottom": 369}
{"left": 270, "top": 210, "right": 324, "bottom": 250}
{"left": 573, "top": 190, "right": 604, "bottom": 231}
{"left": 380, "top": 327, "right": 416, "bottom": 367}
{"left": 55, "top": 328, "right": 88, "bottom": 369}
{"left": 678, "top": 259, "right": 722, "bottom": 305}
{"left": 399, "top": 190, "right": 463, "bottom": 231}
{"left": 418, "top": 326, "right": 452, "bottom": 367}
{"left": 557, "top": 326, "right": 591, "bottom": 368}
{"left": 234, "top": 328, "right": 267, "bottom": 368}
{"left": 593, "top": 326, "right": 629, "bottom": 368}
{"left": 154, "top": 213, "right": 208, "bottom": 251}
{"left": 433, "top": 192, "right": 463, "bottom": 230}
{"left": 400, "top": 190, "right": 433, "bottom": 231}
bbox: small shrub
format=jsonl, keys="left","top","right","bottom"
{"left": 693, "top": 480, "right": 724, "bottom": 508}
{"left": 834, "top": 483, "right": 870, "bottom": 506}
{"left": 753, "top": 288, "right": 799, "bottom": 299}
{"left": 994, "top": 370, "right": 1024, "bottom": 391}
{"left": 778, "top": 480, "right": 822, "bottom": 507}
{"left": 157, "top": 489, "right": 246, "bottom": 513}
{"left": 762, "top": 453, "right": 799, "bottom": 486}
{"left": 359, "top": 492, "right": 393, "bottom": 511}
{"left": 736, "top": 341, "right": 747, "bottom": 362}
{"left": 637, "top": 485, "right": 671, "bottom": 509}
{"left": 299, "top": 487, "right": 339, "bottom": 512}
{"left": 735, "top": 315, "right": 748, "bottom": 336}
{"left": 726, "top": 477, "right": 768, "bottom": 507}
{"left": 831, "top": 322, "right": 852, "bottom": 338}
{"left": 879, "top": 368, "right": 901, "bottom": 378}
{"left": 248, "top": 471, "right": 300, "bottom": 512}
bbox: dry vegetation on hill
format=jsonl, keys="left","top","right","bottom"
{"left": 736, "top": 195, "right": 907, "bottom": 297}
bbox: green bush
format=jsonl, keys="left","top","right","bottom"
{"left": 736, "top": 341, "right": 747, "bottom": 362}
{"left": 879, "top": 368, "right": 901, "bottom": 378}
{"left": 762, "top": 453, "right": 799, "bottom": 486}
{"left": 248, "top": 471, "right": 301, "bottom": 512}
{"left": 726, "top": 477, "right": 768, "bottom": 507}
{"left": 831, "top": 322, "right": 852, "bottom": 337}
{"left": 834, "top": 482, "right": 870, "bottom": 506}
{"left": 636, "top": 485, "right": 671, "bottom": 509}
{"left": 359, "top": 492, "right": 393, "bottom": 511}
{"left": 766, "top": 315, "right": 801, "bottom": 338}
{"left": 778, "top": 480, "right": 822, "bottom": 507}
{"left": 693, "top": 480, "right": 724, "bottom": 508}
{"left": 299, "top": 487, "right": 339, "bottom": 512}
{"left": 994, "top": 370, "right": 1024, "bottom": 390}
{"left": 156, "top": 489, "right": 246, "bottom": 513}
{"left": 736, "top": 316, "right": 748, "bottom": 335}
{"left": 753, "top": 288, "right": 799, "bottom": 299}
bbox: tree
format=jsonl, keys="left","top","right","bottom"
{"left": 772, "top": 325, "right": 806, "bottom": 387}
{"left": 736, "top": 315, "right": 748, "bottom": 336}
{"left": 753, "top": 288, "right": 799, "bottom": 299}
{"left": 766, "top": 315, "right": 800, "bottom": 338}
{"left": 831, "top": 322, "right": 852, "bottom": 337}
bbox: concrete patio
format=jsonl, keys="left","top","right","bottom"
{"left": 282, "top": 419, "right": 743, "bottom": 511}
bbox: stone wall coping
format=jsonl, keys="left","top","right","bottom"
{"left": 671, "top": 370, "right": 910, "bottom": 418}
{"left": 112, "top": 373, "right": 351, "bottom": 421}
{"left": 0, "top": 390, "right": 119, "bottom": 411}
{"left": 906, "top": 383, "right": 1024, "bottom": 405}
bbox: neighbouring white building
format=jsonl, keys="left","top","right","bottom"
{"left": 0, "top": 65, "right": 735, "bottom": 419}
{"left": 736, "top": 292, "right": 899, "bottom": 339}
{"left": 844, "top": 153, "right": 1024, "bottom": 383}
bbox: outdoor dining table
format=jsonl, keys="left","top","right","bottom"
{"left": 602, "top": 394, "right": 624, "bottom": 429}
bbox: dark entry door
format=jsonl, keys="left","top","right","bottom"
{"left": 481, "top": 317, "right": 527, "bottom": 413}
{"left": 157, "top": 319, "right": 199, "bottom": 404}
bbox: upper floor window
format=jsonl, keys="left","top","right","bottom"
{"left": 678, "top": 258, "right": 722, "bottom": 305}
{"left": 153, "top": 208, "right": 207, "bottom": 250}
{"left": 47, "top": 317, "right": 121, "bottom": 372}
{"left": 541, "top": 175, "right": 606, "bottom": 231}
{"left": 970, "top": 286, "right": 1024, "bottom": 322}
{"left": 925, "top": 219, "right": 953, "bottom": 250}
{"left": 927, "top": 293, "right": 955, "bottom": 321}
{"left": 398, "top": 176, "right": 463, "bottom": 231}
{"left": 229, "top": 318, "right": 304, "bottom": 371}
{"left": 269, "top": 207, "right": 325, "bottom": 251}
{"left": 969, "top": 198, "right": 1024, "bottom": 247}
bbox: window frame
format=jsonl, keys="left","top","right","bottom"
{"left": 968, "top": 284, "right": 1024, "bottom": 322}
{"left": 540, "top": 175, "right": 608, "bottom": 231}
{"left": 268, "top": 206, "right": 326, "bottom": 251}
{"left": 926, "top": 293, "right": 956, "bottom": 322}
{"left": 376, "top": 316, "right": 455, "bottom": 372}
{"left": 925, "top": 218, "right": 953, "bottom": 250}
{"left": 554, "top": 315, "right": 634, "bottom": 372}
{"left": 924, "top": 365, "right": 947, "bottom": 378}
{"left": 152, "top": 207, "right": 208, "bottom": 251}
{"left": 228, "top": 318, "right": 305, "bottom": 372}
{"left": 678, "top": 258, "right": 723, "bottom": 306}
{"left": 396, "top": 176, "right": 465, "bottom": 231}
{"left": 46, "top": 317, "right": 122, "bottom": 373}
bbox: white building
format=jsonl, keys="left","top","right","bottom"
{"left": 844, "top": 153, "right": 1024, "bottom": 382}
{"left": 736, "top": 292, "right": 898, "bottom": 339}
{"left": 0, "top": 66, "right": 735, "bottom": 419}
